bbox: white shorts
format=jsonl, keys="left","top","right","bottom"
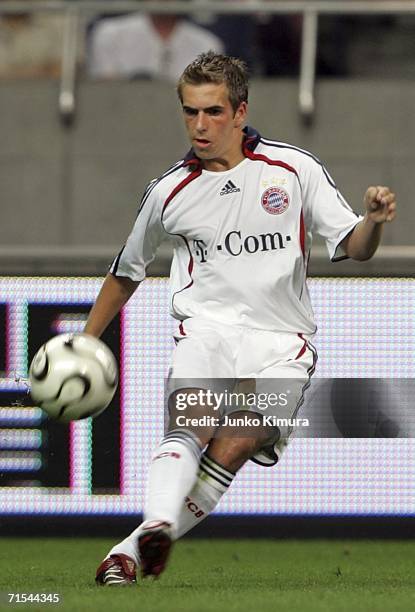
{"left": 167, "top": 317, "right": 317, "bottom": 452}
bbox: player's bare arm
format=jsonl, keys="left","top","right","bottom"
{"left": 84, "top": 273, "right": 139, "bottom": 337}
{"left": 341, "top": 185, "right": 397, "bottom": 260}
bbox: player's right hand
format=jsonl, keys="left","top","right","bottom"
{"left": 364, "top": 186, "right": 397, "bottom": 224}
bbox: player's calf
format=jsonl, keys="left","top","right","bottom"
{"left": 209, "top": 411, "right": 280, "bottom": 472}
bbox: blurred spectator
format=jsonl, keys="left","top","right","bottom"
{"left": 346, "top": 14, "right": 415, "bottom": 78}
{"left": 317, "top": 16, "right": 350, "bottom": 76}
{"left": 88, "top": 7, "right": 224, "bottom": 81}
{"left": 0, "top": 5, "right": 63, "bottom": 78}
{"left": 200, "top": 14, "right": 256, "bottom": 72}
{"left": 193, "top": 0, "right": 257, "bottom": 71}
{"left": 256, "top": 14, "right": 302, "bottom": 77}
{"left": 256, "top": 13, "right": 349, "bottom": 77}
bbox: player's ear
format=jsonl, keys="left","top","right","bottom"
{"left": 233, "top": 101, "right": 247, "bottom": 127}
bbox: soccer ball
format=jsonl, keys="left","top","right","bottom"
{"left": 29, "top": 333, "right": 118, "bottom": 422}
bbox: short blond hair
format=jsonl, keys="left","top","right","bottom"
{"left": 177, "top": 51, "right": 249, "bottom": 113}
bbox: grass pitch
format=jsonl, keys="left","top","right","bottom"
{"left": 0, "top": 538, "right": 414, "bottom": 612}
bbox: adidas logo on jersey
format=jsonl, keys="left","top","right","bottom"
{"left": 220, "top": 180, "right": 241, "bottom": 196}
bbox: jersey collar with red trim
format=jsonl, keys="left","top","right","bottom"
{"left": 183, "top": 126, "right": 262, "bottom": 170}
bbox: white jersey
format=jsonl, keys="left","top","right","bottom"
{"left": 111, "top": 127, "right": 363, "bottom": 335}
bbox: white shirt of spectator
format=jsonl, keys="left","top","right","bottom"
{"left": 111, "top": 129, "right": 363, "bottom": 335}
{"left": 89, "top": 13, "right": 224, "bottom": 81}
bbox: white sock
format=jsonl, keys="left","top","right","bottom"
{"left": 144, "top": 429, "right": 201, "bottom": 527}
{"left": 108, "top": 536, "right": 140, "bottom": 565}
{"left": 176, "top": 453, "right": 234, "bottom": 538}
{"left": 107, "top": 454, "right": 234, "bottom": 565}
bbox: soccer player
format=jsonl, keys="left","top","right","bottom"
{"left": 86, "top": 52, "right": 397, "bottom": 585}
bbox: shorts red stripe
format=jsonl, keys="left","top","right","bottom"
{"left": 295, "top": 332, "right": 307, "bottom": 360}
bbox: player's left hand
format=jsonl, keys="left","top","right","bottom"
{"left": 364, "top": 186, "right": 397, "bottom": 224}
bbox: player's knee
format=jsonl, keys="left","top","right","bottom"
{"left": 154, "top": 427, "right": 202, "bottom": 463}
{"left": 167, "top": 388, "right": 218, "bottom": 447}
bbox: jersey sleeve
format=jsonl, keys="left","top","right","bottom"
{"left": 109, "top": 183, "right": 166, "bottom": 281}
{"left": 303, "top": 160, "right": 364, "bottom": 262}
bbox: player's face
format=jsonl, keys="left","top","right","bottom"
{"left": 181, "top": 82, "right": 247, "bottom": 171}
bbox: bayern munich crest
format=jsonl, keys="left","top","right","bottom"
{"left": 261, "top": 186, "right": 290, "bottom": 215}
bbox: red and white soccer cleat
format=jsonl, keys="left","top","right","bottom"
{"left": 138, "top": 521, "right": 173, "bottom": 578}
{"left": 95, "top": 554, "right": 137, "bottom": 586}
